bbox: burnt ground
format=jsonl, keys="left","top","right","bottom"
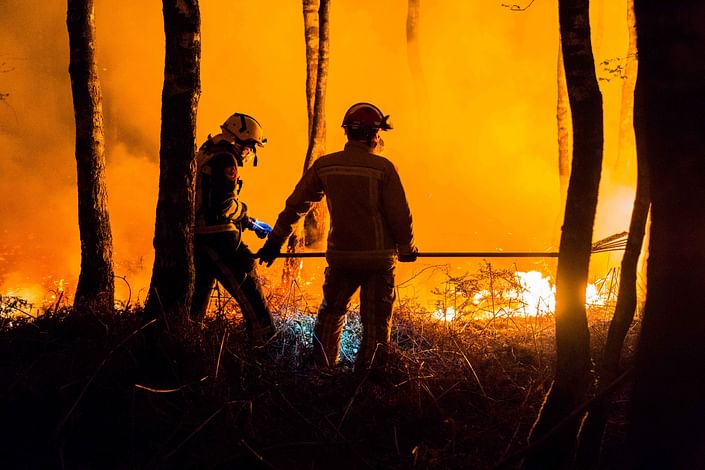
{"left": 0, "top": 299, "right": 635, "bottom": 469}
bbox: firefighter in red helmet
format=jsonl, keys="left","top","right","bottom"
{"left": 258, "top": 102, "right": 418, "bottom": 369}
{"left": 191, "top": 113, "right": 275, "bottom": 347}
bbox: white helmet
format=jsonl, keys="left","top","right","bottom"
{"left": 220, "top": 113, "right": 267, "bottom": 148}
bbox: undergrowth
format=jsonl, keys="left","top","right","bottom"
{"left": 0, "top": 267, "right": 638, "bottom": 469}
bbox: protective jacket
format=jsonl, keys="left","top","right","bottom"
{"left": 194, "top": 135, "right": 248, "bottom": 237}
{"left": 271, "top": 141, "right": 416, "bottom": 269}
{"left": 191, "top": 134, "right": 273, "bottom": 338}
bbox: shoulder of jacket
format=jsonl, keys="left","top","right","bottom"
{"left": 311, "top": 152, "right": 340, "bottom": 169}
{"left": 198, "top": 139, "right": 237, "bottom": 170}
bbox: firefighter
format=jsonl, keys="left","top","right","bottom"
{"left": 257, "top": 102, "right": 418, "bottom": 369}
{"left": 191, "top": 112, "right": 275, "bottom": 346}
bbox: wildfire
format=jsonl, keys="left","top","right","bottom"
{"left": 431, "top": 271, "right": 613, "bottom": 321}
{"left": 0, "top": 278, "right": 68, "bottom": 318}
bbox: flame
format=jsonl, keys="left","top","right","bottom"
{"left": 432, "top": 306, "right": 457, "bottom": 322}
{"left": 431, "top": 270, "right": 612, "bottom": 321}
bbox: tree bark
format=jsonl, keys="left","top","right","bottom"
{"left": 626, "top": 2, "right": 705, "bottom": 468}
{"left": 522, "top": 0, "right": 602, "bottom": 468}
{"left": 557, "top": 44, "right": 571, "bottom": 203}
{"left": 574, "top": 2, "right": 644, "bottom": 466}
{"left": 616, "top": 0, "right": 638, "bottom": 167}
{"left": 283, "top": 0, "right": 330, "bottom": 285}
{"left": 303, "top": 0, "right": 320, "bottom": 138}
{"left": 406, "top": 0, "right": 428, "bottom": 106}
{"left": 144, "top": 0, "right": 201, "bottom": 322}
{"left": 67, "top": 0, "right": 115, "bottom": 312}
{"left": 301, "top": 0, "right": 329, "bottom": 247}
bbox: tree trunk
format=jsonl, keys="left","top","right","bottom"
{"left": 67, "top": 0, "right": 115, "bottom": 312}
{"left": 303, "top": 0, "right": 319, "bottom": 138}
{"left": 557, "top": 44, "right": 571, "bottom": 203}
{"left": 406, "top": 0, "right": 428, "bottom": 106}
{"left": 625, "top": 2, "right": 705, "bottom": 468}
{"left": 616, "top": 0, "right": 638, "bottom": 167}
{"left": 283, "top": 0, "right": 329, "bottom": 285}
{"left": 301, "top": 0, "right": 329, "bottom": 247}
{"left": 575, "top": 2, "right": 644, "bottom": 466}
{"left": 144, "top": 0, "right": 201, "bottom": 323}
{"left": 522, "top": 0, "right": 602, "bottom": 468}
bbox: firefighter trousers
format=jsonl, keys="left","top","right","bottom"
{"left": 191, "top": 232, "right": 273, "bottom": 341}
{"left": 313, "top": 265, "right": 396, "bottom": 369}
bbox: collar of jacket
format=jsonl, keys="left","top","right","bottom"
{"left": 344, "top": 140, "right": 375, "bottom": 153}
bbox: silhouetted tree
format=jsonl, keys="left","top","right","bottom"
{"left": 283, "top": 0, "right": 330, "bottom": 283}
{"left": 625, "top": 2, "right": 705, "bottom": 467}
{"left": 144, "top": 0, "right": 201, "bottom": 322}
{"left": 575, "top": 2, "right": 646, "bottom": 467}
{"left": 301, "top": 0, "right": 329, "bottom": 246}
{"left": 521, "top": 0, "right": 603, "bottom": 468}
{"left": 406, "top": 0, "right": 428, "bottom": 106}
{"left": 616, "top": 0, "right": 638, "bottom": 167}
{"left": 557, "top": 45, "right": 571, "bottom": 203}
{"left": 67, "top": 0, "right": 115, "bottom": 311}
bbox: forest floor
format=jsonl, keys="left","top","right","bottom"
{"left": 0, "top": 273, "right": 639, "bottom": 469}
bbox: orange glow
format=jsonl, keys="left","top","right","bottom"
{"left": 0, "top": 1, "right": 634, "bottom": 304}
{"left": 431, "top": 270, "right": 614, "bottom": 321}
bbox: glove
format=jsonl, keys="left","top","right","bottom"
{"left": 245, "top": 217, "right": 272, "bottom": 239}
{"left": 398, "top": 246, "right": 419, "bottom": 263}
{"left": 257, "top": 236, "right": 284, "bottom": 267}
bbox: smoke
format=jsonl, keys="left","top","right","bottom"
{"left": 0, "top": 0, "right": 633, "bottom": 304}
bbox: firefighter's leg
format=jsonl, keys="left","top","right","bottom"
{"left": 191, "top": 239, "right": 217, "bottom": 322}
{"left": 209, "top": 244, "right": 274, "bottom": 344}
{"left": 313, "top": 267, "right": 360, "bottom": 367}
{"left": 357, "top": 267, "right": 396, "bottom": 369}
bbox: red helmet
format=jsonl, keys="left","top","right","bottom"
{"left": 341, "top": 102, "right": 393, "bottom": 131}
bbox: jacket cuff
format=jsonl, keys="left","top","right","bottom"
{"left": 397, "top": 242, "right": 418, "bottom": 256}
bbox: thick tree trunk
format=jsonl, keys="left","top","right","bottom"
{"left": 522, "top": 1, "right": 602, "bottom": 468}
{"left": 626, "top": 2, "right": 705, "bottom": 468}
{"left": 144, "top": 0, "right": 200, "bottom": 322}
{"left": 575, "top": 2, "right": 644, "bottom": 466}
{"left": 67, "top": 0, "right": 115, "bottom": 312}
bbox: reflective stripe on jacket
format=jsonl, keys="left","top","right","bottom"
{"left": 272, "top": 141, "right": 415, "bottom": 269}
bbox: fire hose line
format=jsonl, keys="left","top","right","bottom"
{"left": 271, "top": 247, "right": 626, "bottom": 259}
{"left": 275, "top": 251, "right": 559, "bottom": 258}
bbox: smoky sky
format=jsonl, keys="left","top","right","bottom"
{"left": 0, "top": 0, "right": 634, "bottom": 301}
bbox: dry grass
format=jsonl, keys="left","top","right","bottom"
{"left": 0, "top": 266, "right": 638, "bottom": 469}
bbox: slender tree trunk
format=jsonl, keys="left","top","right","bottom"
{"left": 626, "top": 2, "right": 705, "bottom": 468}
{"left": 615, "top": 0, "right": 638, "bottom": 167}
{"left": 522, "top": 1, "right": 602, "bottom": 468}
{"left": 144, "top": 0, "right": 201, "bottom": 323}
{"left": 303, "top": 0, "right": 320, "bottom": 138}
{"left": 67, "top": 0, "right": 115, "bottom": 312}
{"left": 283, "top": 0, "right": 329, "bottom": 285}
{"left": 301, "top": 0, "right": 329, "bottom": 247}
{"left": 557, "top": 44, "right": 571, "bottom": 203}
{"left": 406, "top": 0, "right": 428, "bottom": 106}
{"left": 575, "top": 2, "right": 643, "bottom": 466}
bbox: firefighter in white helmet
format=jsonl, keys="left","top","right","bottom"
{"left": 191, "top": 113, "right": 274, "bottom": 346}
{"left": 258, "top": 102, "right": 418, "bottom": 369}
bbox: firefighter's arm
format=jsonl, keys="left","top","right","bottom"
{"left": 270, "top": 164, "right": 325, "bottom": 241}
{"left": 382, "top": 165, "right": 418, "bottom": 261}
